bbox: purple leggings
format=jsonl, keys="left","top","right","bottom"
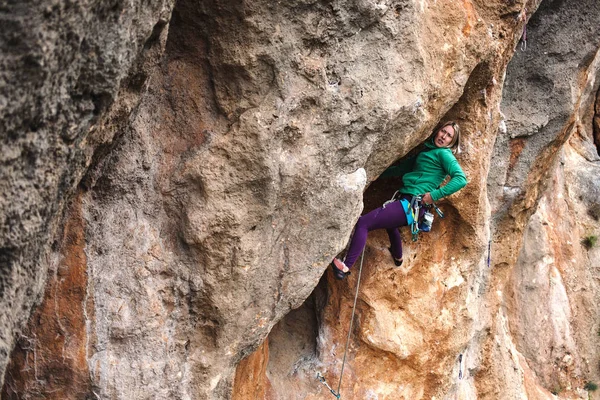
{"left": 343, "top": 200, "right": 409, "bottom": 269}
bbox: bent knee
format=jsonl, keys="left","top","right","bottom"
{"left": 355, "top": 215, "right": 369, "bottom": 230}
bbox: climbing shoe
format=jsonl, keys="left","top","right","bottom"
{"left": 388, "top": 247, "right": 403, "bottom": 267}
{"left": 330, "top": 259, "right": 351, "bottom": 280}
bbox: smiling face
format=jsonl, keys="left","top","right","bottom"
{"left": 434, "top": 124, "right": 456, "bottom": 148}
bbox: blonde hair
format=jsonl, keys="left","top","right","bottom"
{"left": 435, "top": 121, "right": 461, "bottom": 154}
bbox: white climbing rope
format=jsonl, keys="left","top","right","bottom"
{"left": 318, "top": 249, "right": 365, "bottom": 399}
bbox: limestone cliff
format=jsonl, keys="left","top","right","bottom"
{"left": 1, "top": 0, "right": 600, "bottom": 399}
{"left": 0, "top": 0, "right": 175, "bottom": 389}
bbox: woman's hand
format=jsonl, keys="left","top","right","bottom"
{"left": 422, "top": 192, "right": 433, "bottom": 205}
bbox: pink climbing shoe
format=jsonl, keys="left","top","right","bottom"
{"left": 330, "top": 258, "right": 351, "bottom": 280}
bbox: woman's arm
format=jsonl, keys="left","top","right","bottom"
{"left": 430, "top": 151, "right": 467, "bottom": 201}
{"left": 380, "top": 156, "right": 416, "bottom": 178}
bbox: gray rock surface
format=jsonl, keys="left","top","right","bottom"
{"left": 63, "top": 0, "right": 524, "bottom": 398}
{"left": 2, "top": 0, "right": 600, "bottom": 399}
{"left": 480, "top": 0, "right": 600, "bottom": 396}
{"left": 77, "top": 0, "right": 529, "bottom": 398}
{"left": 488, "top": 0, "right": 600, "bottom": 216}
{"left": 0, "top": 0, "right": 174, "bottom": 385}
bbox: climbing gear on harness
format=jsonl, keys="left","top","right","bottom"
{"left": 420, "top": 210, "right": 434, "bottom": 232}
{"left": 382, "top": 192, "right": 445, "bottom": 242}
{"left": 331, "top": 259, "right": 351, "bottom": 280}
{"left": 431, "top": 202, "right": 444, "bottom": 218}
{"left": 409, "top": 195, "right": 445, "bottom": 241}
{"left": 317, "top": 249, "right": 365, "bottom": 399}
{"left": 409, "top": 196, "right": 421, "bottom": 241}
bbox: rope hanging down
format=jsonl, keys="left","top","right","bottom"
{"left": 317, "top": 249, "right": 365, "bottom": 399}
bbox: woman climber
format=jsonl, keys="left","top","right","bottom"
{"left": 330, "top": 121, "right": 467, "bottom": 280}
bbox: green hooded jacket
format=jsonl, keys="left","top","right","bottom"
{"left": 381, "top": 140, "right": 467, "bottom": 202}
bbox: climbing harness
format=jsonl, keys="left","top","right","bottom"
{"left": 383, "top": 191, "right": 444, "bottom": 242}
{"left": 317, "top": 249, "right": 365, "bottom": 399}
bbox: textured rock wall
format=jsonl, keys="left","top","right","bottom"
{"left": 66, "top": 0, "right": 536, "bottom": 398}
{"left": 479, "top": 0, "right": 600, "bottom": 397}
{"left": 236, "top": 0, "right": 600, "bottom": 399}
{"left": 0, "top": 0, "right": 175, "bottom": 386}
{"left": 2, "top": 0, "right": 600, "bottom": 399}
{"left": 2, "top": 193, "right": 91, "bottom": 399}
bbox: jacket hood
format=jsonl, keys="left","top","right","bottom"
{"left": 425, "top": 138, "right": 437, "bottom": 149}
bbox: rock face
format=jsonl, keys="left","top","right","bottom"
{"left": 479, "top": 0, "right": 600, "bottom": 397}
{"left": 2, "top": 0, "right": 600, "bottom": 399}
{"left": 0, "top": 0, "right": 175, "bottom": 387}
{"left": 2, "top": 193, "right": 91, "bottom": 399}
{"left": 234, "top": 0, "right": 600, "bottom": 398}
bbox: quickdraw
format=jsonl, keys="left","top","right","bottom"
{"left": 407, "top": 195, "right": 445, "bottom": 242}
{"left": 317, "top": 372, "right": 340, "bottom": 399}
{"left": 520, "top": 8, "right": 528, "bottom": 51}
{"left": 409, "top": 195, "right": 421, "bottom": 241}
